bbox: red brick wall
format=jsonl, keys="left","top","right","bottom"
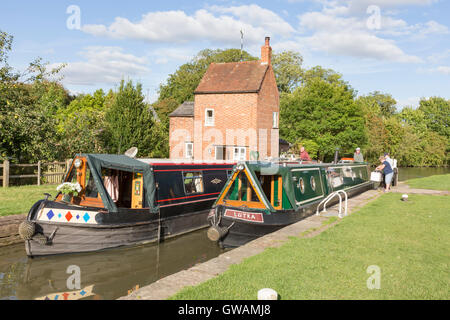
{"left": 169, "top": 117, "right": 194, "bottom": 159}
{"left": 193, "top": 93, "right": 258, "bottom": 161}
{"left": 257, "top": 65, "right": 280, "bottom": 159}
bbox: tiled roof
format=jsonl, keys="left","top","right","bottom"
{"left": 169, "top": 101, "right": 194, "bottom": 117}
{"left": 194, "top": 61, "right": 269, "bottom": 94}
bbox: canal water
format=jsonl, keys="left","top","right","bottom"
{"left": 0, "top": 167, "right": 448, "bottom": 300}
{"left": 0, "top": 229, "right": 223, "bottom": 300}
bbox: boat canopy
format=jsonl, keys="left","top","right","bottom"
{"left": 81, "top": 154, "right": 158, "bottom": 213}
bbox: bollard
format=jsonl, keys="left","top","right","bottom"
{"left": 257, "top": 288, "right": 278, "bottom": 300}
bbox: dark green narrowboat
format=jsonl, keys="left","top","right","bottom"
{"left": 207, "top": 160, "right": 374, "bottom": 248}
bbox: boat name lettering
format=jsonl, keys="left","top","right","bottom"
{"left": 224, "top": 209, "right": 264, "bottom": 223}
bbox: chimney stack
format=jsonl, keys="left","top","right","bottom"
{"left": 261, "top": 36, "right": 272, "bottom": 65}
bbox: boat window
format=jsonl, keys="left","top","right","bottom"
{"left": 66, "top": 166, "right": 78, "bottom": 184}
{"left": 224, "top": 171, "right": 259, "bottom": 202}
{"left": 85, "top": 167, "right": 98, "bottom": 198}
{"left": 298, "top": 178, "right": 305, "bottom": 194}
{"left": 310, "top": 176, "right": 316, "bottom": 191}
{"left": 183, "top": 171, "right": 204, "bottom": 195}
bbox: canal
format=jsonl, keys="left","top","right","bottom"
{"left": 0, "top": 167, "right": 448, "bottom": 300}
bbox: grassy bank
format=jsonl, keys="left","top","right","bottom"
{"left": 0, "top": 185, "right": 58, "bottom": 217}
{"left": 405, "top": 174, "right": 450, "bottom": 191}
{"left": 171, "top": 193, "right": 450, "bottom": 300}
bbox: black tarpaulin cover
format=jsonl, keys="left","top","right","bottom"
{"left": 80, "top": 154, "right": 158, "bottom": 213}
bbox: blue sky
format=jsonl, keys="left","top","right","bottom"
{"left": 1, "top": 0, "right": 449, "bottom": 108}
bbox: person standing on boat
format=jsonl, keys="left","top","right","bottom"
{"left": 376, "top": 156, "right": 393, "bottom": 192}
{"left": 353, "top": 147, "right": 364, "bottom": 162}
{"left": 299, "top": 146, "right": 312, "bottom": 161}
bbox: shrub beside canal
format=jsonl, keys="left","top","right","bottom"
{"left": 170, "top": 192, "right": 449, "bottom": 300}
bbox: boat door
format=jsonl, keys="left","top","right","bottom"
{"left": 131, "top": 172, "right": 143, "bottom": 209}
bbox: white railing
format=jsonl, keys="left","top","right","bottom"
{"left": 316, "top": 190, "right": 348, "bottom": 218}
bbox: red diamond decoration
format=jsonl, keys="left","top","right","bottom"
{"left": 65, "top": 211, "right": 73, "bottom": 222}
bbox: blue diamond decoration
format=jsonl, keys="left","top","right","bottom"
{"left": 54, "top": 295, "right": 59, "bottom": 300}
{"left": 76, "top": 214, "right": 80, "bottom": 220}
{"left": 46, "top": 210, "right": 55, "bottom": 220}
{"left": 83, "top": 213, "right": 90, "bottom": 222}
{"left": 58, "top": 213, "right": 62, "bottom": 218}
{"left": 79, "top": 290, "right": 86, "bottom": 296}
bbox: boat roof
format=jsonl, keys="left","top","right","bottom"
{"left": 243, "top": 160, "right": 368, "bottom": 173}
{"left": 138, "top": 158, "right": 236, "bottom": 166}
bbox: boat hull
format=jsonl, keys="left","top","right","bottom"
{"left": 26, "top": 208, "right": 210, "bottom": 257}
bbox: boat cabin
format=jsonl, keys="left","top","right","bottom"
{"left": 59, "top": 154, "right": 235, "bottom": 214}
{"left": 214, "top": 161, "right": 371, "bottom": 213}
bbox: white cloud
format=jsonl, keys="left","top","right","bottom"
{"left": 298, "top": 10, "right": 423, "bottom": 63}
{"left": 432, "top": 66, "right": 450, "bottom": 75}
{"left": 49, "top": 46, "right": 150, "bottom": 86}
{"left": 81, "top": 6, "right": 294, "bottom": 46}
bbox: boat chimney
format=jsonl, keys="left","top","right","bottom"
{"left": 333, "top": 148, "right": 340, "bottom": 164}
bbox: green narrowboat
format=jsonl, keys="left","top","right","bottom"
{"left": 207, "top": 160, "right": 374, "bottom": 248}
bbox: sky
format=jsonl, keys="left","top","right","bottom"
{"left": 1, "top": 0, "right": 449, "bottom": 108}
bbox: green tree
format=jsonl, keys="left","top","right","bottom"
{"left": 0, "top": 30, "right": 67, "bottom": 162}
{"left": 56, "top": 89, "right": 109, "bottom": 158}
{"left": 105, "top": 80, "right": 162, "bottom": 157}
{"left": 418, "top": 97, "right": 450, "bottom": 141}
{"left": 271, "top": 51, "right": 303, "bottom": 94}
{"left": 280, "top": 67, "right": 366, "bottom": 161}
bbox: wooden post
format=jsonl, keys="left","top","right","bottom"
{"left": 3, "top": 160, "right": 9, "bottom": 188}
{"left": 37, "top": 161, "right": 41, "bottom": 186}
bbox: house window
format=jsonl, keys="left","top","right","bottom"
{"left": 233, "top": 147, "right": 246, "bottom": 161}
{"left": 205, "top": 109, "right": 215, "bottom": 126}
{"left": 273, "top": 112, "right": 279, "bottom": 129}
{"left": 185, "top": 142, "right": 193, "bottom": 159}
{"left": 183, "top": 171, "right": 204, "bottom": 195}
{"left": 215, "top": 146, "right": 226, "bottom": 160}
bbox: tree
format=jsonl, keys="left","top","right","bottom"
{"left": 418, "top": 97, "right": 450, "bottom": 141}
{"left": 0, "top": 30, "right": 67, "bottom": 162}
{"left": 280, "top": 67, "right": 367, "bottom": 161}
{"left": 56, "top": 89, "right": 109, "bottom": 158}
{"left": 271, "top": 51, "right": 303, "bottom": 94}
{"left": 105, "top": 80, "right": 162, "bottom": 157}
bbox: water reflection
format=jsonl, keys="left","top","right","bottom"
{"left": 0, "top": 229, "right": 223, "bottom": 300}
{"left": 398, "top": 167, "right": 450, "bottom": 181}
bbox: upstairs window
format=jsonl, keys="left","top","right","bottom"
{"left": 205, "top": 109, "right": 215, "bottom": 126}
{"left": 273, "top": 112, "right": 279, "bottom": 129}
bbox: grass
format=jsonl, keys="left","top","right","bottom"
{"left": 0, "top": 184, "right": 58, "bottom": 217}
{"left": 170, "top": 193, "right": 450, "bottom": 300}
{"left": 405, "top": 173, "right": 450, "bottom": 191}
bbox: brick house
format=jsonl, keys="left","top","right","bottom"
{"left": 169, "top": 37, "right": 279, "bottom": 161}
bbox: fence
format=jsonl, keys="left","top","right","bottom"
{"left": 1, "top": 159, "right": 72, "bottom": 188}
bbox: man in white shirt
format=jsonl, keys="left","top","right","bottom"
{"left": 384, "top": 152, "right": 394, "bottom": 168}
